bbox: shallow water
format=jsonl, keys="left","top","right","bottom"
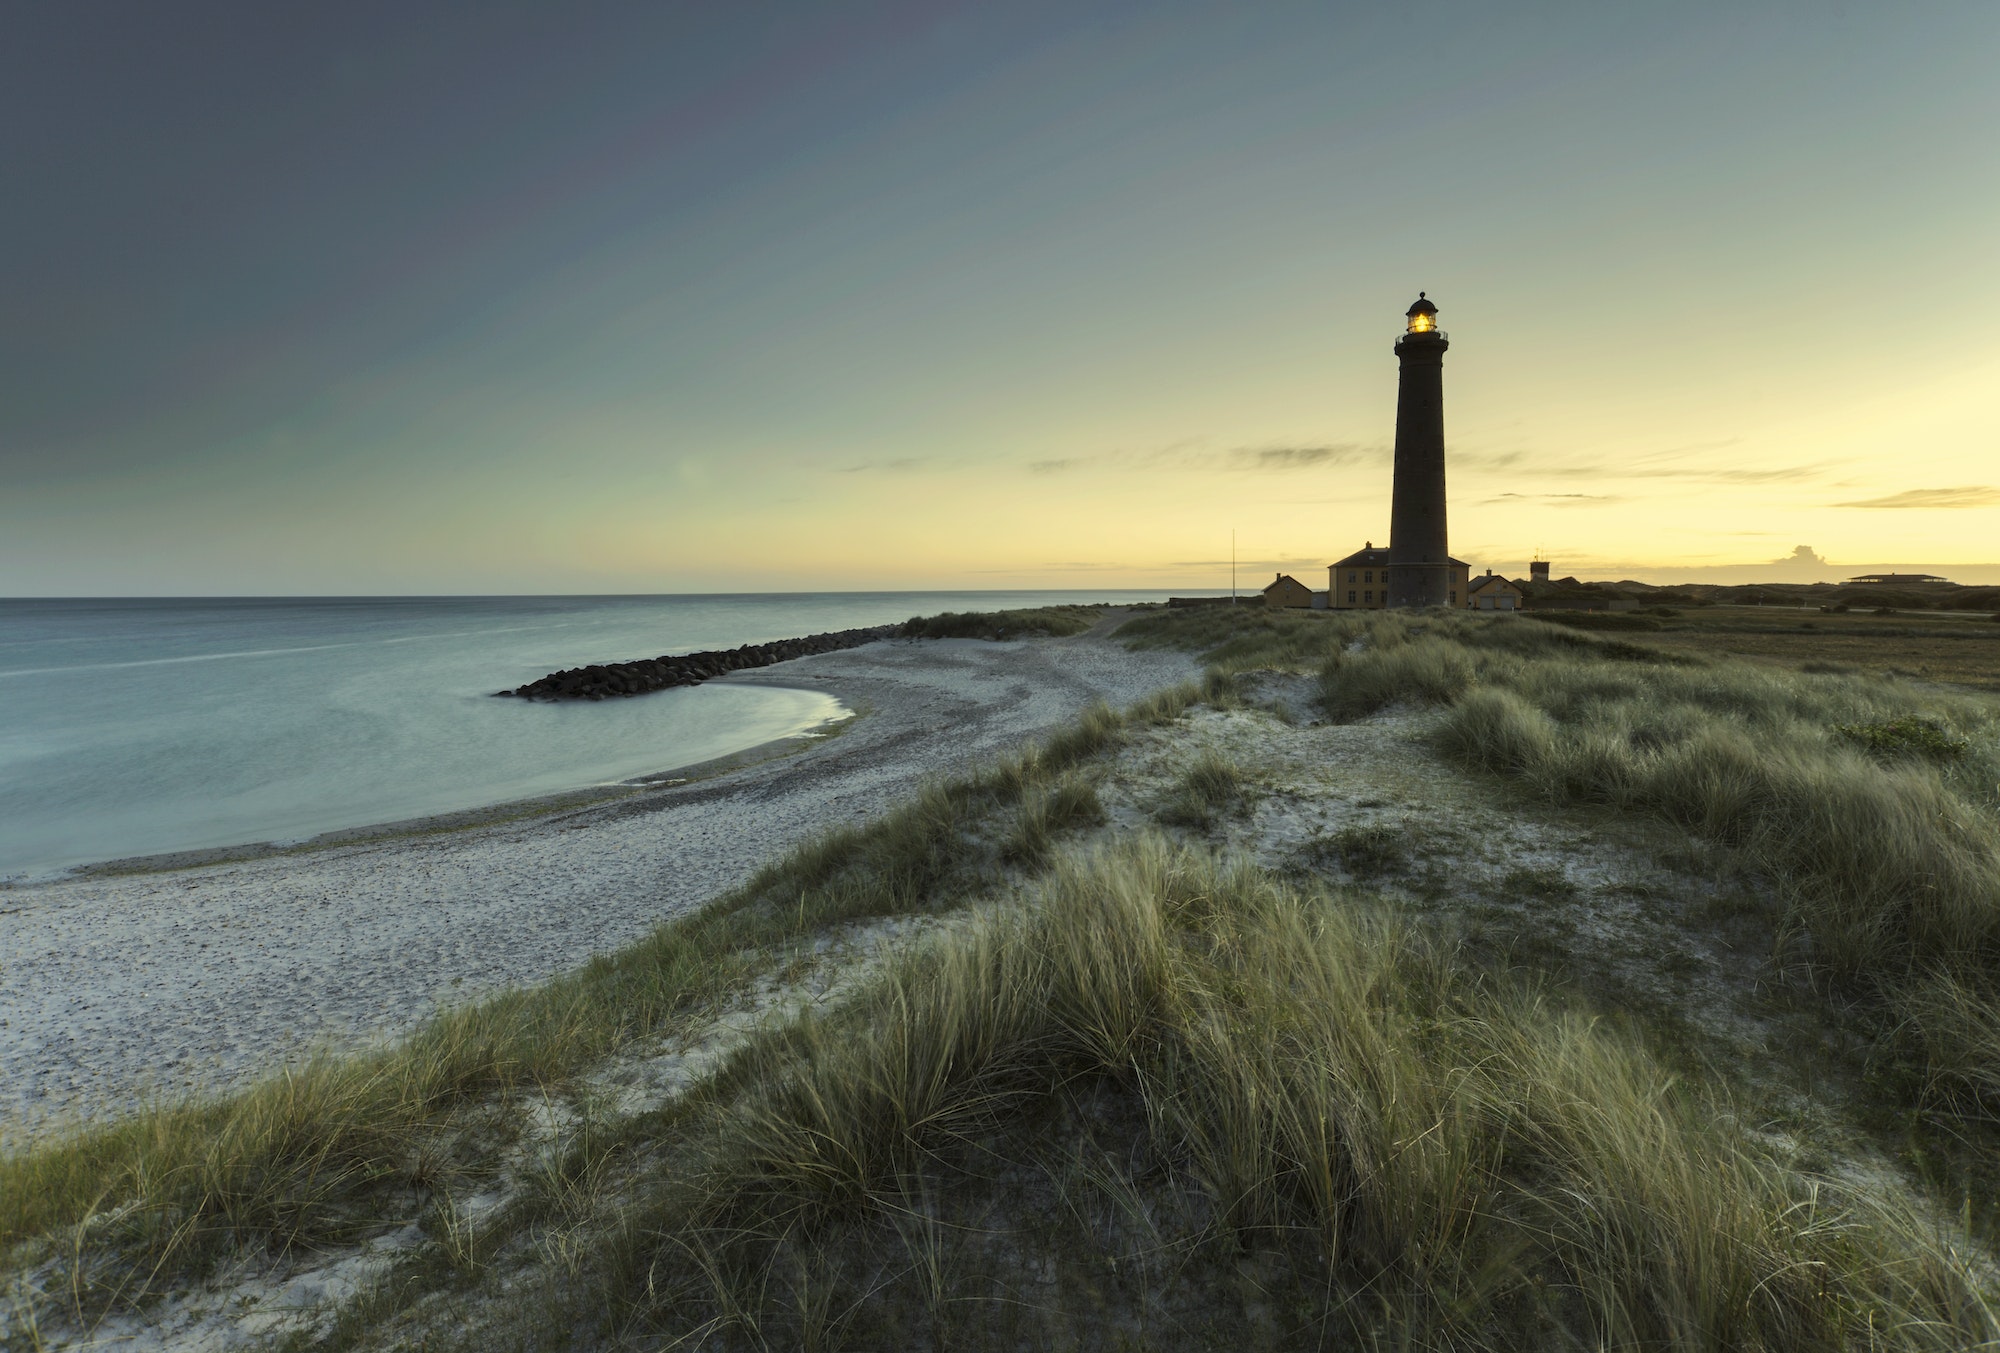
{"left": 0, "top": 591, "right": 1181, "bottom": 877}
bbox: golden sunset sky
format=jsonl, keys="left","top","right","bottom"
{"left": 5, "top": 4, "right": 1997, "bottom": 593}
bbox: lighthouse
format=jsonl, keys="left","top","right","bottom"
{"left": 1386, "top": 293, "right": 1451, "bottom": 609}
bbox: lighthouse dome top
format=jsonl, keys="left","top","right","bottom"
{"left": 1403, "top": 292, "right": 1440, "bottom": 336}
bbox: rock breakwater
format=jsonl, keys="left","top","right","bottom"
{"left": 497, "top": 625, "right": 899, "bottom": 701}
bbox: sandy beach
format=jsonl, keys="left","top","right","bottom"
{"left": 0, "top": 623, "right": 1197, "bottom": 1145}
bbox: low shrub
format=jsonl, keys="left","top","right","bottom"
{"left": 1313, "top": 821, "right": 1408, "bottom": 877}
{"left": 900, "top": 605, "right": 1100, "bottom": 641}
{"left": 1523, "top": 610, "right": 1662, "bottom": 632}
{"left": 1835, "top": 715, "right": 1970, "bottom": 762}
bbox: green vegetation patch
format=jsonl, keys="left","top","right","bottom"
{"left": 899, "top": 604, "right": 1101, "bottom": 641}
{"left": 1301, "top": 821, "right": 1410, "bottom": 878}
{"left": 1835, "top": 714, "right": 1971, "bottom": 762}
{"left": 1523, "top": 609, "right": 1663, "bottom": 632}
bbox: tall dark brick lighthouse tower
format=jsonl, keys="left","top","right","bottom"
{"left": 1386, "top": 293, "right": 1451, "bottom": 609}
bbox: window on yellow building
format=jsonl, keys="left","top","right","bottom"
{"left": 1347, "top": 591, "right": 1356, "bottom": 604}
{"left": 1363, "top": 590, "right": 1372, "bottom": 603}
{"left": 1363, "top": 571, "right": 1373, "bottom": 584}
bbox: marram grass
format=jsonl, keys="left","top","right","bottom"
{"left": 534, "top": 839, "right": 1997, "bottom": 1351}
{"left": 1124, "top": 604, "right": 2000, "bottom": 1112}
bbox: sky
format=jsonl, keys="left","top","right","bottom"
{"left": 5, "top": 1, "right": 1998, "bottom": 595}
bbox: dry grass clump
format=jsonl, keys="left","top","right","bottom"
{"left": 1317, "top": 632, "right": 1474, "bottom": 721}
{"left": 1002, "top": 776, "right": 1107, "bottom": 867}
{"left": 535, "top": 840, "right": 1996, "bottom": 1351}
{"left": 1120, "top": 605, "right": 1363, "bottom": 677}
{"left": 1155, "top": 751, "right": 1253, "bottom": 831}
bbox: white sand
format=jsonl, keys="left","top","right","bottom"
{"left": 0, "top": 625, "right": 1197, "bottom": 1144}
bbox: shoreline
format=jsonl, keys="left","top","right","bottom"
{"left": 0, "top": 624, "right": 1197, "bottom": 1144}
{"left": 24, "top": 698, "right": 865, "bottom": 887}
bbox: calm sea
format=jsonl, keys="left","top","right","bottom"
{"left": 0, "top": 591, "right": 1191, "bottom": 879}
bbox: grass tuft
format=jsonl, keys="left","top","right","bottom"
{"left": 1313, "top": 821, "right": 1410, "bottom": 878}
{"left": 1156, "top": 752, "right": 1252, "bottom": 831}
{"left": 1002, "top": 776, "right": 1107, "bottom": 868}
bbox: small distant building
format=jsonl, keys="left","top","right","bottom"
{"left": 1262, "top": 573, "right": 1314, "bottom": 609}
{"left": 1529, "top": 559, "right": 1551, "bottom": 584}
{"left": 1844, "top": 572, "right": 1947, "bottom": 585}
{"left": 1329, "top": 543, "right": 1471, "bottom": 610}
{"left": 1467, "top": 570, "right": 1525, "bottom": 611}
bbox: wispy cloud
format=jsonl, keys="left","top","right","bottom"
{"left": 1689, "top": 466, "right": 1832, "bottom": 483}
{"left": 836, "top": 457, "right": 928, "bottom": 475}
{"left": 967, "top": 561, "right": 1129, "bottom": 573}
{"left": 1171, "top": 557, "right": 1331, "bottom": 570}
{"left": 1477, "top": 491, "right": 1624, "bottom": 507}
{"left": 1834, "top": 486, "right": 2000, "bottom": 509}
{"left": 1030, "top": 441, "right": 1386, "bottom": 476}
{"left": 1227, "top": 446, "right": 1363, "bottom": 471}
{"left": 1458, "top": 444, "right": 1832, "bottom": 486}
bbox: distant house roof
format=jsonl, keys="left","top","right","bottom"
{"left": 1330, "top": 546, "right": 1469, "bottom": 569}
{"left": 1843, "top": 573, "right": 1947, "bottom": 584}
{"left": 1468, "top": 572, "right": 1523, "bottom": 593}
{"left": 1262, "top": 572, "right": 1308, "bottom": 592}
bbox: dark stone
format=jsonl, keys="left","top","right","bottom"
{"left": 496, "top": 623, "right": 900, "bottom": 702}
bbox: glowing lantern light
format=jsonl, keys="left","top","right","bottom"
{"left": 1405, "top": 291, "right": 1439, "bottom": 334}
